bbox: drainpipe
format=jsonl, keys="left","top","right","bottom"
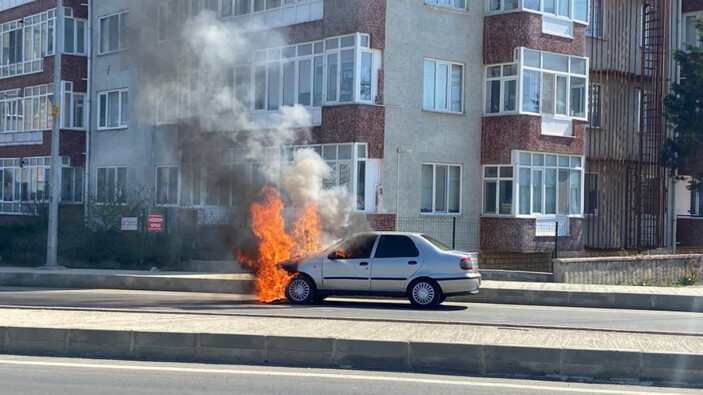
{"left": 83, "top": 0, "right": 92, "bottom": 219}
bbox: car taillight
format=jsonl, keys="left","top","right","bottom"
{"left": 460, "top": 257, "right": 473, "bottom": 271}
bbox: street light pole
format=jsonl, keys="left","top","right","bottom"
{"left": 44, "top": 0, "right": 63, "bottom": 269}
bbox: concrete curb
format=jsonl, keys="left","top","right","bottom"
{"left": 479, "top": 270, "right": 553, "bottom": 283}
{"left": 0, "top": 271, "right": 252, "bottom": 295}
{"left": 1, "top": 326, "right": 701, "bottom": 386}
{"left": 466, "top": 288, "right": 703, "bottom": 313}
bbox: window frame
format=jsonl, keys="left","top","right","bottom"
{"left": 95, "top": 166, "right": 127, "bottom": 204}
{"left": 97, "top": 88, "right": 128, "bottom": 130}
{"left": 588, "top": 83, "right": 601, "bottom": 128}
{"left": 516, "top": 48, "right": 589, "bottom": 121}
{"left": 682, "top": 12, "right": 703, "bottom": 49}
{"left": 423, "top": 58, "right": 464, "bottom": 114}
{"left": 156, "top": 165, "right": 180, "bottom": 207}
{"left": 420, "top": 162, "right": 462, "bottom": 216}
{"left": 98, "top": 11, "right": 128, "bottom": 55}
{"left": 64, "top": 14, "right": 87, "bottom": 56}
{"left": 484, "top": 62, "right": 518, "bottom": 115}
{"left": 483, "top": 152, "right": 585, "bottom": 218}
{"left": 424, "top": 0, "right": 468, "bottom": 12}
{"left": 486, "top": 0, "right": 589, "bottom": 25}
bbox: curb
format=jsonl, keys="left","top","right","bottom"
{"left": 467, "top": 288, "right": 703, "bottom": 313}
{"left": 0, "top": 272, "right": 252, "bottom": 295}
{"left": 1, "top": 326, "right": 701, "bottom": 386}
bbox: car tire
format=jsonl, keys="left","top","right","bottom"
{"left": 439, "top": 295, "right": 447, "bottom": 304}
{"left": 285, "top": 274, "right": 316, "bottom": 304}
{"left": 408, "top": 279, "right": 442, "bottom": 308}
{"left": 312, "top": 294, "right": 328, "bottom": 304}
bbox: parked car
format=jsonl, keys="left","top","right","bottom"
{"left": 280, "top": 231, "right": 481, "bottom": 308}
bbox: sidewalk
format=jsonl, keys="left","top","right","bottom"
{"left": 1, "top": 307, "right": 701, "bottom": 385}
{"left": 1, "top": 266, "right": 702, "bottom": 312}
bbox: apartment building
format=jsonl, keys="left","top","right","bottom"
{"left": 88, "top": 0, "right": 484, "bottom": 252}
{"left": 675, "top": 0, "right": 703, "bottom": 251}
{"left": 0, "top": 0, "right": 87, "bottom": 221}
{"left": 0, "top": 0, "right": 685, "bottom": 264}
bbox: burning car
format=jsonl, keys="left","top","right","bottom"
{"left": 280, "top": 231, "right": 481, "bottom": 308}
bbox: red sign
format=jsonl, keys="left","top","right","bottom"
{"left": 147, "top": 214, "right": 164, "bottom": 233}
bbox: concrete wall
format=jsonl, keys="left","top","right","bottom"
{"left": 382, "top": 1, "right": 483, "bottom": 222}
{"left": 553, "top": 254, "right": 703, "bottom": 284}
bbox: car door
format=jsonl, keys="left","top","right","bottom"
{"left": 321, "top": 234, "right": 378, "bottom": 291}
{"left": 370, "top": 235, "right": 423, "bottom": 292}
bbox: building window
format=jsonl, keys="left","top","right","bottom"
{"left": 61, "top": 82, "right": 85, "bottom": 129}
{"left": 156, "top": 166, "right": 179, "bottom": 206}
{"left": 425, "top": 0, "right": 467, "bottom": 11}
{"left": 513, "top": 48, "right": 588, "bottom": 119}
{"left": 684, "top": 13, "right": 702, "bottom": 48}
{"left": 421, "top": 164, "right": 461, "bottom": 214}
{"left": 484, "top": 153, "right": 584, "bottom": 216}
{"left": 0, "top": 89, "right": 23, "bottom": 133}
{"left": 691, "top": 184, "right": 702, "bottom": 216}
{"left": 516, "top": 152, "right": 583, "bottom": 216}
{"left": 99, "top": 11, "right": 128, "bottom": 54}
{"left": 248, "top": 33, "right": 376, "bottom": 112}
{"left": 585, "top": 172, "right": 598, "bottom": 215}
{"left": 0, "top": 156, "right": 81, "bottom": 214}
{"left": 483, "top": 166, "right": 513, "bottom": 215}
{"left": 488, "top": 0, "right": 587, "bottom": 23}
{"left": 98, "top": 89, "right": 128, "bottom": 130}
{"left": 64, "top": 10, "right": 87, "bottom": 55}
{"left": 23, "top": 84, "right": 54, "bottom": 131}
{"left": 0, "top": 9, "right": 54, "bottom": 79}
{"left": 485, "top": 64, "right": 517, "bottom": 114}
{"left": 423, "top": 59, "right": 463, "bottom": 113}
{"left": 179, "top": 143, "right": 375, "bottom": 211}
{"left": 96, "top": 167, "right": 127, "bottom": 204}
{"left": 588, "top": 84, "right": 600, "bottom": 128}
{"left": 586, "top": 0, "right": 602, "bottom": 38}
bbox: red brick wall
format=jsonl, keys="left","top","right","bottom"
{"left": 314, "top": 104, "right": 385, "bottom": 159}
{"left": 683, "top": 0, "right": 703, "bottom": 13}
{"left": 481, "top": 115, "right": 586, "bottom": 164}
{"left": 677, "top": 218, "right": 703, "bottom": 247}
{"left": 484, "top": 12, "right": 586, "bottom": 65}
{"left": 481, "top": 216, "right": 583, "bottom": 253}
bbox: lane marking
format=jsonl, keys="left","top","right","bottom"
{"left": 0, "top": 358, "right": 684, "bottom": 394}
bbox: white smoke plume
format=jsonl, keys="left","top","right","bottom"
{"left": 135, "top": 8, "right": 355, "bottom": 235}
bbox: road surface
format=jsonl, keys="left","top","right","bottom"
{"left": 0, "top": 287, "right": 701, "bottom": 335}
{"left": 0, "top": 354, "right": 700, "bottom": 395}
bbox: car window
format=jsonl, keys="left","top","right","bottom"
{"left": 421, "top": 234, "right": 451, "bottom": 251}
{"left": 375, "top": 235, "right": 420, "bottom": 258}
{"left": 336, "top": 234, "right": 377, "bottom": 259}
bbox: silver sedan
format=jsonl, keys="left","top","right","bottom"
{"left": 280, "top": 231, "right": 481, "bottom": 308}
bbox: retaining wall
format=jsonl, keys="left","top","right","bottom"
{"left": 552, "top": 254, "right": 703, "bottom": 285}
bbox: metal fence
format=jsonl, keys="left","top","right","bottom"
{"left": 396, "top": 216, "right": 479, "bottom": 252}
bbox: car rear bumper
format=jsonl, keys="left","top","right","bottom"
{"left": 436, "top": 273, "right": 481, "bottom": 296}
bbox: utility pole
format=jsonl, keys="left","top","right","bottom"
{"left": 44, "top": 0, "right": 63, "bottom": 269}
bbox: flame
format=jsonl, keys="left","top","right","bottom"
{"left": 237, "top": 186, "right": 324, "bottom": 303}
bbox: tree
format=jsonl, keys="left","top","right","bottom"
{"left": 662, "top": 18, "right": 703, "bottom": 191}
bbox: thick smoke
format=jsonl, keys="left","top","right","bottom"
{"left": 131, "top": 6, "right": 356, "bottom": 251}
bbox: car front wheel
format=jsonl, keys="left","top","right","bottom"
{"left": 408, "top": 279, "right": 442, "bottom": 308}
{"left": 285, "top": 274, "right": 316, "bottom": 304}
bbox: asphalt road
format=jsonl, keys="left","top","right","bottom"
{"left": 1, "top": 287, "right": 701, "bottom": 335}
{"left": 1, "top": 354, "right": 700, "bottom": 395}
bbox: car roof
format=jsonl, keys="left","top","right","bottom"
{"left": 353, "top": 231, "right": 424, "bottom": 236}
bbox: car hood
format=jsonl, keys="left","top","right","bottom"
{"left": 278, "top": 252, "right": 325, "bottom": 273}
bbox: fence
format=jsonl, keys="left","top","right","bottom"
{"left": 396, "top": 216, "right": 479, "bottom": 252}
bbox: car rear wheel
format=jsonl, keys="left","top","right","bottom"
{"left": 285, "top": 274, "right": 316, "bottom": 304}
{"left": 408, "top": 279, "right": 442, "bottom": 308}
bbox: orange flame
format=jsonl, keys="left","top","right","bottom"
{"left": 237, "top": 186, "right": 324, "bottom": 303}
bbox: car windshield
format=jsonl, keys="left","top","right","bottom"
{"left": 421, "top": 234, "right": 452, "bottom": 251}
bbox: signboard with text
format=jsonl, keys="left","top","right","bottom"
{"left": 147, "top": 214, "right": 164, "bottom": 233}
{"left": 120, "top": 217, "right": 138, "bottom": 231}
